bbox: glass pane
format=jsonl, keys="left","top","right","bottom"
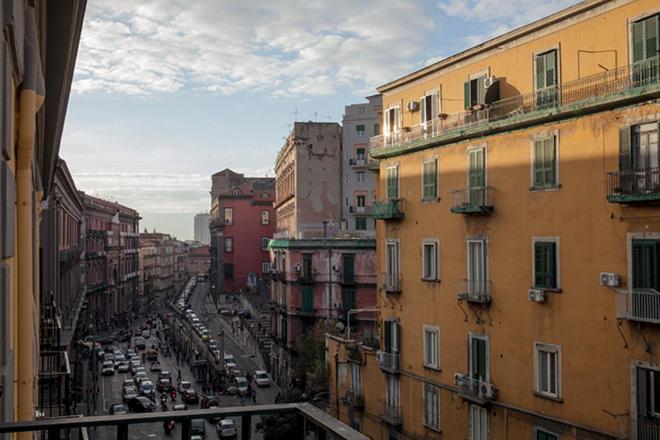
{"left": 550, "top": 351, "right": 557, "bottom": 394}
{"left": 540, "top": 351, "right": 549, "bottom": 392}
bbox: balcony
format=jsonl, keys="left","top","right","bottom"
{"left": 377, "top": 350, "right": 400, "bottom": 374}
{"left": 607, "top": 167, "right": 660, "bottom": 204}
{"left": 297, "top": 272, "right": 314, "bottom": 284}
{"left": 0, "top": 403, "right": 368, "bottom": 440}
{"left": 370, "top": 57, "right": 660, "bottom": 158}
{"left": 372, "top": 198, "right": 404, "bottom": 220}
{"left": 349, "top": 158, "right": 368, "bottom": 167}
{"left": 449, "top": 187, "right": 493, "bottom": 214}
{"left": 457, "top": 279, "right": 491, "bottom": 304}
{"left": 349, "top": 205, "right": 371, "bottom": 214}
{"left": 454, "top": 374, "right": 497, "bottom": 405}
{"left": 342, "top": 390, "right": 365, "bottom": 409}
{"left": 380, "top": 272, "right": 401, "bottom": 294}
{"left": 614, "top": 288, "right": 660, "bottom": 324}
{"left": 296, "top": 306, "right": 316, "bottom": 317}
{"left": 381, "top": 400, "right": 402, "bottom": 426}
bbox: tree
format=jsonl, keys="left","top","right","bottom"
{"left": 256, "top": 389, "right": 305, "bottom": 440}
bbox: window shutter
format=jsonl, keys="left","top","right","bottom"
{"left": 477, "top": 76, "right": 486, "bottom": 105}
{"left": 549, "top": 242, "right": 557, "bottom": 288}
{"left": 534, "top": 242, "right": 546, "bottom": 287}
{"left": 384, "top": 320, "right": 392, "bottom": 353}
{"left": 644, "top": 15, "right": 659, "bottom": 60}
{"left": 632, "top": 20, "right": 646, "bottom": 63}
{"left": 395, "top": 321, "right": 401, "bottom": 352}
{"left": 383, "top": 110, "right": 390, "bottom": 134}
{"left": 536, "top": 54, "right": 545, "bottom": 89}
{"left": 619, "top": 126, "right": 632, "bottom": 173}
{"left": 420, "top": 97, "right": 426, "bottom": 124}
{"left": 464, "top": 81, "right": 471, "bottom": 109}
{"left": 533, "top": 140, "right": 543, "bottom": 185}
{"left": 638, "top": 368, "right": 650, "bottom": 416}
{"left": 432, "top": 92, "right": 439, "bottom": 118}
{"left": 546, "top": 51, "right": 557, "bottom": 87}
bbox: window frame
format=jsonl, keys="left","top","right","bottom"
{"left": 356, "top": 124, "right": 366, "bottom": 136}
{"left": 469, "top": 404, "right": 489, "bottom": 440}
{"left": 534, "top": 342, "right": 562, "bottom": 400}
{"left": 468, "top": 333, "right": 489, "bottom": 382}
{"left": 422, "top": 157, "right": 439, "bottom": 201}
{"left": 422, "top": 324, "right": 440, "bottom": 370}
{"left": 225, "top": 237, "right": 233, "bottom": 253}
{"left": 386, "top": 165, "right": 400, "bottom": 199}
{"left": 261, "top": 262, "right": 271, "bottom": 273}
{"left": 261, "top": 210, "right": 270, "bottom": 225}
{"left": 356, "top": 171, "right": 365, "bottom": 183}
{"left": 422, "top": 239, "right": 439, "bottom": 281}
{"left": 423, "top": 383, "right": 441, "bottom": 432}
{"left": 532, "top": 237, "right": 561, "bottom": 291}
{"left": 628, "top": 12, "right": 660, "bottom": 65}
{"left": 223, "top": 207, "right": 233, "bottom": 225}
{"left": 535, "top": 427, "right": 561, "bottom": 440}
{"left": 530, "top": 130, "right": 560, "bottom": 190}
{"left": 355, "top": 217, "right": 367, "bottom": 231}
{"left": 261, "top": 237, "right": 270, "bottom": 251}
{"left": 385, "top": 239, "right": 400, "bottom": 284}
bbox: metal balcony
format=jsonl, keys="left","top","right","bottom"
{"left": 377, "top": 350, "right": 400, "bottom": 374}
{"left": 449, "top": 187, "right": 494, "bottom": 214}
{"left": 370, "top": 57, "right": 660, "bottom": 155}
{"left": 607, "top": 167, "right": 660, "bottom": 204}
{"left": 342, "top": 390, "right": 365, "bottom": 409}
{"left": 454, "top": 374, "right": 497, "bottom": 405}
{"left": 381, "top": 401, "right": 402, "bottom": 426}
{"left": 457, "top": 279, "right": 491, "bottom": 304}
{"left": 349, "top": 205, "right": 371, "bottom": 214}
{"left": 372, "top": 199, "right": 404, "bottom": 220}
{"left": 615, "top": 288, "right": 660, "bottom": 324}
{"left": 380, "top": 272, "right": 401, "bottom": 293}
{"left": 349, "top": 158, "right": 367, "bottom": 167}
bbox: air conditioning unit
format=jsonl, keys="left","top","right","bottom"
{"left": 453, "top": 373, "right": 465, "bottom": 385}
{"left": 483, "top": 75, "right": 498, "bottom": 88}
{"left": 294, "top": 264, "right": 301, "bottom": 273}
{"left": 528, "top": 289, "right": 547, "bottom": 303}
{"left": 600, "top": 272, "right": 620, "bottom": 287}
{"left": 406, "top": 101, "right": 419, "bottom": 112}
{"left": 479, "top": 382, "right": 497, "bottom": 399}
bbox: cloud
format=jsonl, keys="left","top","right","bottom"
{"left": 437, "top": 0, "right": 580, "bottom": 27}
{"left": 73, "top": 0, "right": 436, "bottom": 97}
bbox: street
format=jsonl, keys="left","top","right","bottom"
{"left": 91, "top": 280, "right": 278, "bottom": 440}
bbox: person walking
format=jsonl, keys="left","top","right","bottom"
{"left": 177, "top": 369, "right": 182, "bottom": 383}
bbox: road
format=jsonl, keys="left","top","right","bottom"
{"left": 91, "top": 280, "right": 278, "bottom": 440}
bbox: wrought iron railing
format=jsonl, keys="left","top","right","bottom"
{"left": 615, "top": 288, "right": 660, "bottom": 324}
{"left": 349, "top": 158, "right": 368, "bottom": 167}
{"left": 377, "top": 350, "right": 400, "bottom": 373}
{"left": 371, "top": 57, "right": 660, "bottom": 154}
{"left": 454, "top": 374, "right": 497, "bottom": 404}
{"left": 458, "top": 279, "right": 492, "bottom": 304}
{"left": 349, "top": 205, "right": 371, "bottom": 214}
{"left": 608, "top": 167, "right": 660, "bottom": 201}
{"left": 449, "top": 187, "right": 494, "bottom": 213}
{"left": 381, "top": 400, "right": 402, "bottom": 426}
{"left": 372, "top": 198, "right": 404, "bottom": 219}
{"left": 615, "top": 414, "right": 660, "bottom": 439}
{"left": 380, "top": 272, "right": 401, "bottom": 293}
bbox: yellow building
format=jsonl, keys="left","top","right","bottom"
{"left": 0, "top": 0, "right": 85, "bottom": 434}
{"left": 327, "top": 1, "right": 660, "bottom": 439}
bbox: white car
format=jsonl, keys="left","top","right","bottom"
{"left": 223, "top": 353, "right": 234, "bottom": 364}
{"left": 235, "top": 377, "right": 248, "bottom": 395}
{"left": 254, "top": 370, "right": 269, "bottom": 387}
{"left": 216, "top": 419, "right": 237, "bottom": 438}
{"left": 101, "top": 360, "right": 114, "bottom": 375}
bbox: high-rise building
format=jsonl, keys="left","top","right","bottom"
{"left": 326, "top": 1, "right": 660, "bottom": 439}
{"left": 194, "top": 212, "right": 211, "bottom": 245}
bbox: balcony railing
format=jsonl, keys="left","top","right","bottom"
{"left": 0, "top": 403, "right": 368, "bottom": 440}
{"left": 615, "top": 414, "right": 660, "bottom": 440}
{"left": 457, "top": 279, "right": 491, "bottom": 304}
{"left": 297, "top": 272, "right": 314, "bottom": 284}
{"left": 349, "top": 158, "right": 368, "bottom": 167}
{"left": 454, "top": 374, "right": 497, "bottom": 405}
{"left": 380, "top": 272, "right": 401, "bottom": 293}
{"left": 449, "top": 187, "right": 494, "bottom": 214}
{"left": 371, "top": 57, "right": 660, "bottom": 155}
{"left": 615, "top": 288, "right": 660, "bottom": 324}
{"left": 377, "top": 350, "right": 400, "bottom": 374}
{"left": 381, "top": 400, "right": 402, "bottom": 426}
{"left": 607, "top": 167, "right": 660, "bottom": 204}
{"left": 349, "top": 205, "right": 371, "bottom": 214}
{"left": 372, "top": 198, "right": 404, "bottom": 220}
{"left": 342, "top": 390, "right": 365, "bottom": 409}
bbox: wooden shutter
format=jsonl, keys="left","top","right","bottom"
{"left": 476, "top": 76, "right": 486, "bottom": 105}
{"left": 536, "top": 54, "right": 546, "bottom": 89}
{"left": 420, "top": 96, "right": 427, "bottom": 124}
{"left": 638, "top": 367, "right": 650, "bottom": 416}
{"left": 464, "top": 81, "right": 471, "bottom": 109}
{"left": 632, "top": 19, "right": 646, "bottom": 63}
{"left": 632, "top": 240, "right": 659, "bottom": 289}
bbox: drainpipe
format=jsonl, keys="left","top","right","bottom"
{"left": 16, "top": 87, "right": 44, "bottom": 430}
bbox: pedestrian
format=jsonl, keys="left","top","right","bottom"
{"left": 177, "top": 369, "right": 182, "bottom": 382}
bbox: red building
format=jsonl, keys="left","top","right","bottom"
{"left": 210, "top": 175, "right": 275, "bottom": 297}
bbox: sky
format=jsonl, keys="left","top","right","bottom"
{"left": 60, "top": 0, "right": 580, "bottom": 240}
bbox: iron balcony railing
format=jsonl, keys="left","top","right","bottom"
{"left": 458, "top": 279, "right": 492, "bottom": 304}
{"left": 454, "top": 374, "right": 497, "bottom": 405}
{"left": 607, "top": 167, "right": 660, "bottom": 203}
{"left": 371, "top": 57, "right": 660, "bottom": 154}
{"left": 615, "top": 414, "right": 660, "bottom": 440}
{"left": 377, "top": 350, "right": 400, "bottom": 373}
{"left": 449, "top": 187, "right": 494, "bottom": 214}
{"left": 349, "top": 205, "right": 371, "bottom": 214}
{"left": 342, "top": 390, "right": 365, "bottom": 408}
{"left": 0, "top": 403, "right": 368, "bottom": 440}
{"left": 381, "top": 400, "right": 402, "bottom": 426}
{"left": 349, "top": 158, "right": 368, "bottom": 167}
{"left": 615, "top": 288, "right": 660, "bottom": 324}
{"left": 372, "top": 198, "right": 404, "bottom": 220}
{"left": 380, "top": 272, "right": 402, "bottom": 293}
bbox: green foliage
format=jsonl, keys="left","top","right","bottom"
{"left": 256, "top": 389, "right": 305, "bottom": 440}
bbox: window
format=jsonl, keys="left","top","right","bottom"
{"left": 301, "top": 287, "right": 313, "bottom": 313}
{"left": 469, "top": 404, "right": 489, "bottom": 440}
{"left": 468, "top": 148, "right": 486, "bottom": 206}
{"left": 421, "top": 91, "right": 440, "bottom": 138}
{"left": 356, "top": 171, "right": 365, "bottom": 183}
{"left": 302, "top": 253, "right": 313, "bottom": 279}
{"left": 356, "top": 194, "right": 366, "bottom": 208}
{"left": 467, "top": 239, "right": 488, "bottom": 295}
{"left": 636, "top": 366, "right": 660, "bottom": 421}
{"left": 386, "top": 240, "right": 400, "bottom": 289}
{"left": 223, "top": 207, "right": 233, "bottom": 225}
{"left": 232, "top": 188, "right": 241, "bottom": 195}
{"left": 534, "top": 50, "right": 558, "bottom": 108}
{"left": 261, "top": 262, "right": 271, "bottom": 273}
{"left": 422, "top": 240, "right": 439, "bottom": 281}
{"left": 358, "top": 107, "right": 365, "bottom": 114}
{"left": 261, "top": 210, "right": 270, "bottom": 225}
{"left": 374, "top": 123, "right": 380, "bottom": 136}
{"left": 386, "top": 373, "right": 400, "bottom": 412}
{"left": 341, "top": 289, "right": 356, "bottom": 320}
{"left": 261, "top": 237, "right": 270, "bottom": 251}
{"left": 422, "top": 158, "right": 438, "bottom": 200}
{"left": 224, "top": 263, "right": 234, "bottom": 279}
{"left": 386, "top": 165, "right": 399, "bottom": 199}
{"left": 342, "top": 254, "right": 355, "bottom": 284}
{"left": 532, "top": 135, "right": 558, "bottom": 188}
{"left": 423, "top": 325, "right": 439, "bottom": 369}
{"left": 281, "top": 317, "right": 287, "bottom": 341}
{"left": 225, "top": 237, "right": 233, "bottom": 253}
{"left": 356, "top": 146, "right": 366, "bottom": 159}
{"left": 534, "top": 343, "right": 561, "bottom": 399}
{"left": 356, "top": 124, "right": 365, "bottom": 136}
{"left": 631, "top": 13, "right": 660, "bottom": 64}
{"left": 536, "top": 428, "right": 560, "bottom": 440}
{"left": 632, "top": 239, "right": 660, "bottom": 290}
{"left": 464, "top": 75, "right": 486, "bottom": 109}
{"left": 622, "top": 123, "right": 660, "bottom": 181}
{"left": 533, "top": 239, "right": 558, "bottom": 289}
{"left": 383, "top": 319, "right": 400, "bottom": 355}
{"left": 350, "top": 363, "right": 362, "bottom": 395}
{"left": 423, "top": 384, "right": 440, "bottom": 431}
{"left": 468, "top": 334, "right": 489, "bottom": 383}
{"left": 355, "top": 217, "right": 367, "bottom": 231}
{"left": 281, "top": 284, "right": 287, "bottom": 305}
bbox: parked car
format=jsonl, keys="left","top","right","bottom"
{"left": 201, "top": 329, "right": 210, "bottom": 342}
{"left": 128, "top": 396, "right": 157, "bottom": 412}
{"left": 102, "top": 352, "right": 114, "bottom": 363}
{"left": 117, "top": 362, "right": 130, "bottom": 373}
{"left": 190, "top": 419, "right": 205, "bottom": 437}
{"left": 123, "top": 379, "right": 134, "bottom": 389}
{"left": 122, "top": 386, "right": 139, "bottom": 403}
{"left": 254, "top": 370, "right": 270, "bottom": 387}
{"left": 200, "top": 396, "right": 220, "bottom": 409}
{"left": 177, "top": 381, "right": 192, "bottom": 393}
{"left": 216, "top": 419, "right": 237, "bottom": 438}
{"left": 223, "top": 354, "right": 234, "bottom": 364}
{"left": 101, "top": 361, "right": 114, "bottom": 375}
{"left": 182, "top": 389, "right": 199, "bottom": 404}
{"left": 225, "top": 362, "right": 237, "bottom": 372}
{"left": 235, "top": 377, "right": 249, "bottom": 396}
{"left": 109, "top": 404, "right": 128, "bottom": 415}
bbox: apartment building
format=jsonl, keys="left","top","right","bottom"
{"left": 0, "top": 0, "right": 85, "bottom": 430}
{"left": 326, "top": 1, "right": 660, "bottom": 439}
{"left": 139, "top": 231, "right": 188, "bottom": 305}
{"left": 189, "top": 245, "right": 211, "bottom": 277}
{"left": 341, "top": 95, "right": 382, "bottom": 237}
{"left": 82, "top": 194, "right": 140, "bottom": 328}
{"left": 209, "top": 172, "right": 275, "bottom": 299}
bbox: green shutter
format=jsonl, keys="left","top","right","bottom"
{"left": 343, "top": 255, "right": 355, "bottom": 283}
{"left": 645, "top": 15, "right": 659, "bottom": 60}
{"left": 534, "top": 242, "right": 557, "bottom": 288}
{"left": 632, "top": 240, "right": 660, "bottom": 290}
{"left": 387, "top": 167, "right": 398, "bottom": 199}
{"left": 476, "top": 76, "right": 486, "bottom": 105}
{"left": 464, "top": 81, "right": 471, "bottom": 109}
{"left": 423, "top": 160, "right": 437, "bottom": 199}
{"left": 633, "top": 20, "right": 646, "bottom": 63}
{"left": 342, "top": 289, "right": 356, "bottom": 320}
{"left": 468, "top": 149, "right": 485, "bottom": 206}
{"left": 302, "top": 287, "right": 313, "bottom": 313}
{"left": 536, "top": 54, "right": 546, "bottom": 89}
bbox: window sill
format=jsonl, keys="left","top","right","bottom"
{"left": 533, "top": 391, "right": 563, "bottom": 403}
{"left": 421, "top": 197, "right": 440, "bottom": 204}
{"left": 422, "top": 277, "right": 441, "bottom": 283}
{"left": 529, "top": 184, "right": 561, "bottom": 192}
{"left": 423, "top": 364, "right": 441, "bottom": 372}
{"left": 533, "top": 287, "right": 562, "bottom": 293}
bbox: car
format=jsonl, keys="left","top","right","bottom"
{"left": 150, "top": 361, "right": 161, "bottom": 372}
{"left": 201, "top": 329, "right": 210, "bottom": 342}
{"left": 126, "top": 349, "right": 137, "bottom": 359}
{"left": 182, "top": 389, "right": 199, "bottom": 404}
{"left": 102, "top": 352, "right": 114, "bottom": 363}
{"left": 123, "top": 379, "right": 134, "bottom": 389}
{"left": 157, "top": 378, "right": 172, "bottom": 393}
{"left": 101, "top": 360, "right": 114, "bottom": 375}
{"left": 129, "top": 361, "right": 142, "bottom": 374}
{"left": 139, "top": 381, "right": 156, "bottom": 400}
{"left": 158, "top": 370, "right": 172, "bottom": 381}
{"left": 117, "top": 362, "right": 130, "bottom": 373}
{"left": 122, "top": 387, "right": 138, "bottom": 403}
{"left": 225, "top": 384, "right": 238, "bottom": 395}
{"left": 225, "top": 362, "right": 236, "bottom": 372}
{"left": 190, "top": 419, "right": 205, "bottom": 437}
{"left": 235, "top": 377, "right": 249, "bottom": 395}
{"left": 128, "top": 396, "right": 157, "bottom": 412}
{"left": 191, "top": 317, "right": 200, "bottom": 325}
{"left": 223, "top": 354, "right": 234, "bottom": 364}
{"left": 200, "top": 395, "right": 220, "bottom": 409}
{"left": 177, "top": 381, "right": 192, "bottom": 393}
{"left": 212, "top": 350, "right": 221, "bottom": 360}
{"left": 173, "top": 403, "right": 188, "bottom": 411}
{"left": 134, "top": 371, "right": 148, "bottom": 386}
{"left": 216, "top": 419, "right": 237, "bottom": 438}
{"left": 109, "top": 403, "right": 128, "bottom": 415}
{"left": 208, "top": 340, "right": 218, "bottom": 350}
{"left": 113, "top": 351, "right": 126, "bottom": 363}
{"left": 135, "top": 366, "right": 146, "bottom": 376}
{"left": 254, "top": 370, "right": 270, "bottom": 387}
{"left": 134, "top": 337, "right": 146, "bottom": 350}
{"left": 231, "top": 369, "right": 241, "bottom": 379}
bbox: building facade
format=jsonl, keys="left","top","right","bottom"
{"left": 189, "top": 245, "right": 211, "bottom": 277}
{"left": 341, "top": 96, "right": 382, "bottom": 237}
{"left": 194, "top": 212, "right": 211, "bottom": 245}
{"left": 0, "top": 0, "right": 85, "bottom": 431}
{"left": 327, "top": 1, "right": 660, "bottom": 439}
{"left": 82, "top": 194, "right": 140, "bottom": 329}
{"left": 139, "top": 232, "right": 188, "bottom": 306}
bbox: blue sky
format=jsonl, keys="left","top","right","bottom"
{"left": 60, "top": 0, "right": 579, "bottom": 240}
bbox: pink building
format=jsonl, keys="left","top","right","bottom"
{"left": 189, "top": 245, "right": 211, "bottom": 276}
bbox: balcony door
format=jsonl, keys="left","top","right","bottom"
{"left": 383, "top": 319, "right": 400, "bottom": 355}
{"left": 632, "top": 240, "right": 660, "bottom": 321}
{"left": 386, "top": 240, "right": 400, "bottom": 289}
{"left": 468, "top": 148, "right": 486, "bottom": 207}
{"left": 632, "top": 123, "right": 660, "bottom": 193}
{"left": 383, "top": 107, "right": 401, "bottom": 146}
{"left": 467, "top": 239, "right": 487, "bottom": 296}
{"left": 468, "top": 334, "right": 489, "bottom": 383}
{"left": 420, "top": 91, "right": 439, "bottom": 138}
{"left": 636, "top": 366, "right": 660, "bottom": 438}
{"left": 535, "top": 50, "right": 558, "bottom": 109}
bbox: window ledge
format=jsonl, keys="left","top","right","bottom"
{"left": 421, "top": 277, "right": 441, "bottom": 283}
{"left": 532, "top": 287, "right": 562, "bottom": 293}
{"left": 423, "top": 364, "right": 442, "bottom": 372}
{"left": 529, "top": 184, "right": 561, "bottom": 192}
{"left": 421, "top": 197, "right": 440, "bottom": 204}
{"left": 533, "top": 391, "right": 563, "bottom": 403}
